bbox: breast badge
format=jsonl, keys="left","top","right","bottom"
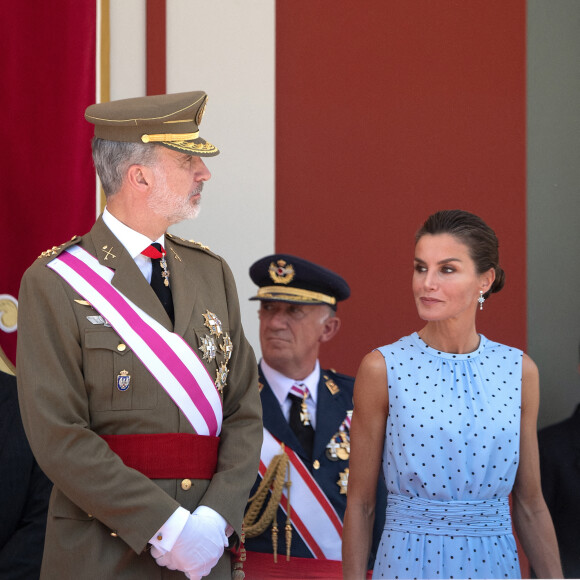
{"left": 326, "top": 410, "right": 352, "bottom": 461}
{"left": 87, "top": 315, "right": 111, "bottom": 328}
{"left": 201, "top": 311, "right": 231, "bottom": 393}
{"left": 219, "top": 333, "right": 233, "bottom": 362}
{"left": 117, "top": 370, "right": 131, "bottom": 391}
{"left": 203, "top": 310, "right": 223, "bottom": 337}
{"left": 215, "top": 362, "right": 229, "bottom": 393}
{"left": 198, "top": 335, "right": 217, "bottom": 362}
{"left": 337, "top": 468, "right": 349, "bottom": 495}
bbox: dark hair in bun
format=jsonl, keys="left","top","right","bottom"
{"left": 416, "top": 209, "right": 504, "bottom": 299}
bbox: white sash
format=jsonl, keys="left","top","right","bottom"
{"left": 48, "top": 245, "right": 223, "bottom": 436}
{"left": 260, "top": 428, "right": 343, "bottom": 560}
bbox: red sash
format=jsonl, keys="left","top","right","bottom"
{"left": 101, "top": 433, "right": 219, "bottom": 479}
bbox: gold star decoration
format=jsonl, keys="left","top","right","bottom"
{"left": 198, "top": 335, "right": 217, "bottom": 362}
{"left": 203, "top": 310, "right": 223, "bottom": 338}
{"left": 215, "top": 362, "right": 229, "bottom": 393}
{"left": 220, "top": 333, "right": 233, "bottom": 362}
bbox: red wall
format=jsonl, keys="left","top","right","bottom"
{"left": 0, "top": 2, "right": 97, "bottom": 364}
{"left": 276, "top": 1, "right": 526, "bottom": 377}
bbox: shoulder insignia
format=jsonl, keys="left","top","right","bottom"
{"left": 166, "top": 234, "right": 213, "bottom": 254}
{"left": 38, "top": 235, "right": 80, "bottom": 259}
{"left": 325, "top": 368, "right": 355, "bottom": 383}
{"left": 188, "top": 239, "right": 210, "bottom": 251}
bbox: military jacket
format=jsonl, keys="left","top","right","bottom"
{"left": 16, "top": 217, "right": 263, "bottom": 579}
{"left": 244, "top": 363, "right": 386, "bottom": 567}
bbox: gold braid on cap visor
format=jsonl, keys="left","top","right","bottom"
{"left": 141, "top": 131, "right": 200, "bottom": 143}
{"left": 257, "top": 286, "right": 336, "bottom": 306}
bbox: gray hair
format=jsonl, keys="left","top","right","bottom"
{"left": 91, "top": 137, "right": 160, "bottom": 198}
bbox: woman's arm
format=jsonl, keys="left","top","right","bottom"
{"left": 342, "top": 350, "right": 389, "bottom": 579}
{"left": 511, "top": 353, "right": 562, "bottom": 578}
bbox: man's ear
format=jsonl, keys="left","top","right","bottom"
{"left": 126, "top": 164, "right": 152, "bottom": 192}
{"left": 319, "top": 315, "right": 341, "bottom": 344}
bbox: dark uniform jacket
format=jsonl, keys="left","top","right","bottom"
{"left": 537, "top": 404, "right": 580, "bottom": 579}
{"left": 0, "top": 370, "right": 52, "bottom": 579}
{"left": 244, "top": 363, "right": 386, "bottom": 568}
{"left": 16, "top": 217, "right": 262, "bottom": 579}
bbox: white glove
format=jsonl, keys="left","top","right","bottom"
{"left": 152, "top": 508, "right": 228, "bottom": 577}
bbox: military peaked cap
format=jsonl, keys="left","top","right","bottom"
{"left": 85, "top": 91, "right": 219, "bottom": 156}
{"left": 249, "top": 254, "right": 350, "bottom": 309}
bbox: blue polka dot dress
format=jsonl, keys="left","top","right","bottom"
{"left": 372, "top": 333, "right": 522, "bottom": 579}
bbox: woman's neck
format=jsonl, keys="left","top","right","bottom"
{"left": 417, "top": 321, "right": 480, "bottom": 354}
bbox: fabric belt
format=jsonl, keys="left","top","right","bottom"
{"left": 384, "top": 494, "right": 512, "bottom": 536}
{"left": 101, "top": 433, "right": 219, "bottom": 479}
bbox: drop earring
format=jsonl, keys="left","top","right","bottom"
{"left": 478, "top": 290, "right": 485, "bottom": 310}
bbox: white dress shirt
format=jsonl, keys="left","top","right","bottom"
{"left": 102, "top": 207, "right": 165, "bottom": 283}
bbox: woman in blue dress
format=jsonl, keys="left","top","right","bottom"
{"left": 343, "top": 210, "right": 562, "bottom": 579}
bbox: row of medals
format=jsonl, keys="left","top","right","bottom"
{"left": 326, "top": 413, "right": 351, "bottom": 461}
{"left": 300, "top": 398, "right": 351, "bottom": 462}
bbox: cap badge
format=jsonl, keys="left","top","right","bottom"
{"left": 116, "top": 370, "right": 131, "bottom": 392}
{"left": 268, "top": 260, "right": 295, "bottom": 285}
{"left": 203, "top": 310, "right": 223, "bottom": 338}
{"left": 198, "top": 335, "right": 217, "bottom": 362}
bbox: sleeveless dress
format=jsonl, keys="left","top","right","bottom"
{"left": 372, "top": 333, "right": 523, "bottom": 579}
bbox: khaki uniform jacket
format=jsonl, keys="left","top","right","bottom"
{"left": 17, "top": 217, "right": 263, "bottom": 579}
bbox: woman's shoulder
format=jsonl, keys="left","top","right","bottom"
{"left": 480, "top": 335, "right": 524, "bottom": 357}
{"left": 374, "top": 333, "right": 416, "bottom": 357}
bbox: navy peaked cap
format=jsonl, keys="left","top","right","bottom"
{"left": 249, "top": 254, "right": 350, "bottom": 308}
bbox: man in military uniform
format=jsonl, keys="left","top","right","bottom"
{"left": 242, "top": 254, "right": 386, "bottom": 578}
{"left": 16, "top": 91, "right": 262, "bottom": 579}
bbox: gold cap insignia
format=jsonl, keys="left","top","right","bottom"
{"left": 269, "top": 260, "right": 295, "bottom": 285}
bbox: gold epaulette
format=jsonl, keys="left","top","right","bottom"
{"left": 38, "top": 235, "right": 80, "bottom": 259}
{"left": 166, "top": 233, "right": 211, "bottom": 251}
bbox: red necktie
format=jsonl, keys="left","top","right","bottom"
{"left": 141, "top": 243, "right": 174, "bottom": 323}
